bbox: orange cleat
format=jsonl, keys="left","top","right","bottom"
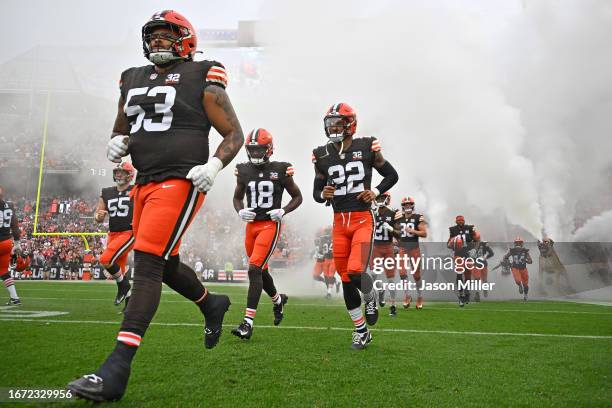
{"left": 416, "top": 296, "right": 424, "bottom": 310}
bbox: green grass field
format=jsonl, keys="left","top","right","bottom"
{"left": 1, "top": 281, "right": 611, "bottom": 407}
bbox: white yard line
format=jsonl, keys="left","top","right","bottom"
{"left": 0, "top": 318, "right": 611, "bottom": 340}
{"left": 18, "top": 297, "right": 612, "bottom": 315}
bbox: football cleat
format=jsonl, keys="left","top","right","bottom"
{"left": 231, "top": 321, "right": 253, "bottom": 340}
{"left": 389, "top": 305, "right": 397, "bottom": 317}
{"left": 458, "top": 295, "right": 465, "bottom": 308}
{"left": 273, "top": 294, "right": 288, "bottom": 326}
{"left": 416, "top": 296, "right": 424, "bottom": 310}
{"left": 201, "top": 293, "right": 231, "bottom": 349}
{"left": 6, "top": 298, "right": 21, "bottom": 306}
{"left": 474, "top": 292, "right": 481, "bottom": 302}
{"left": 403, "top": 295, "right": 412, "bottom": 309}
{"left": 67, "top": 373, "right": 125, "bottom": 402}
{"left": 364, "top": 300, "right": 378, "bottom": 326}
{"left": 114, "top": 279, "right": 131, "bottom": 306}
{"left": 378, "top": 290, "right": 386, "bottom": 307}
{"left": 351, "top": 330, "right": 372, "bottom": 350}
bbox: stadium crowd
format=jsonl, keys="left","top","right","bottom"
{"left": 8, "top": 194, "right": 306, "bottom": 280}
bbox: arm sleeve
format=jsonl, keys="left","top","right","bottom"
{"left": 374, "top": 160, "right": 399, "bottom": 195}
{"left": 313, "top": 174, "right": 326, "bottom": 203}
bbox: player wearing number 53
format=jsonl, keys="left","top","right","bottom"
{"left": 231, "top": 128, "right": 303, "bottom": 340}
{"left": 69, "top": 10, "right": 243, "bottom": 402}
{"left": 312, "top": 103, "right": 399, "bottom": 349}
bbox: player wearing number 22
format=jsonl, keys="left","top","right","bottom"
{"left": 95, "top": 162, "right": 135, "bottom": 307}
{"left": 231, "top": 128, "right": 303, "bottom": 340}
{"left": 312, "top": 103, "right": 399, "bottom": 349}
{"left": 68, "top": 10, "right": 244, "bottom": 402}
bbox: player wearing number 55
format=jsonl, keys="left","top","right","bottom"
{"left": 312, "top": 103, "right": 398, "bottom": 349}
{"left": 231, "top": 128, "right": 303, "bottom": 340}
{"left": 68, "top": 10, "right": 244, "bottom": 402}
{"left": 94, "top": 162, "right": 135, "bottom": 307}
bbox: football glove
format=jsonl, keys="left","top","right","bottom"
{"left": 107, "top": 135, "right": 129, "bottom": 163}
{"left": 238, "top": 208, "right": 256, "bottom": 222}
{"left": 267, "top": 208, "right": 285, "bottom": 222}
{"left": 382, "top": 222, "right": 394, "bottom": 232}
{"left": 186, "top": 157, "right": 223, "bottom": 193}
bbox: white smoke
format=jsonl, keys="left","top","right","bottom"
{"left": 240, "top": 0, "right": 543, "bottom": 241}
{"left": 573, "top": 210, "right": 612, "bottom": 242}
{"left": 505, "top": 0, "right": 612, "bottom": 240}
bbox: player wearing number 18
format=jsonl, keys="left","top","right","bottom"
{"left": 312, "top": 103, "right": 399, "bottom": 349}
{"left": 68, "top": 10, "right": 244, "bottom": 402}
{"left": 95, "top": 162, "right": 135, "bottom": 307}
{"left": 231, "top": 128, "right": 303, "bottom": 340}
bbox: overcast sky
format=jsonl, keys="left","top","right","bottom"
{"left": 0, "top": 0, "right": 264, "bottom": 64}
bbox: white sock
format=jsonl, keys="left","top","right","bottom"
{"left": 7, "top": 285, "right": 18, "bottom": 299}
{"left": 114, "top": 273, "right": 124, "bottom": 283}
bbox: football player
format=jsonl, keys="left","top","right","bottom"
{"left": 320, "top": 226, "right": 340, "bottom": 298}
{"left": 448, "top": 215, "right": 476, "bottom": 307}
{"left": 312, "top": 103, "right": 399, "bottom": 349}
{"left": 68, "top": 10, "right": 244, "bottom": 402}
{"left": 392, "top": 197, "right": 427, "bottom": 309}
{"left": 231, "top": 129, "right": 302, "bottom": 340}
{"left": 468, "top": 231, "right": 494, "bottom": 301}
{"left": 503, "top": 236, "right": 532, "bottom": 301}
{"left": 372, "top": 192, "right": 398, "bottom": 314}
{"left": 0, "top": 186, "right": 21, "bottom": 305}
{"left": 312, "top": 228, "right": 327, "bottom": 287}
{"left": 95, "top": 162, "right": 135, "bottom": 306}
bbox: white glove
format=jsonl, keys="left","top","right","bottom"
{"left": 468, "top": 249, "right": 477, "bottom": 258}
{"left": 186, "top": 157, "right": 223, "bottom": 192}
{"left": 382, "top": 222, "right": 394, "bottom": 232}
{"left": 394, "top": 210, "right": 403, "bottom": 221}
{"left": 267, "top": 208, "right": 285, "bottom": 222}
{"left": 238, "top": 208, "right": 256, "bottom": 222}
{"left": 107, "top": 136, "right": 129, "bottom": 163}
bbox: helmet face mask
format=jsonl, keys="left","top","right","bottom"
{"left": 113, "top": 169, "right": 130, "bottom": 186}
{"left": 113, "top": 162, "right": 135, "bottom": 186}
{"left": 402, "top": 203, "right": 414, "bottom": 214}
{"left": 246, "top": 145, "right": 270, "bottom": 165}
{"left": 324, "top": 116, "right": 353, "bottom": 143}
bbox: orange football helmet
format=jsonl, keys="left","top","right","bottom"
{"left": 245, "top": 128, "right": 274, "bottom": 165}
{"left": 324, "top": 103, "right": 357, "bottom": 143}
